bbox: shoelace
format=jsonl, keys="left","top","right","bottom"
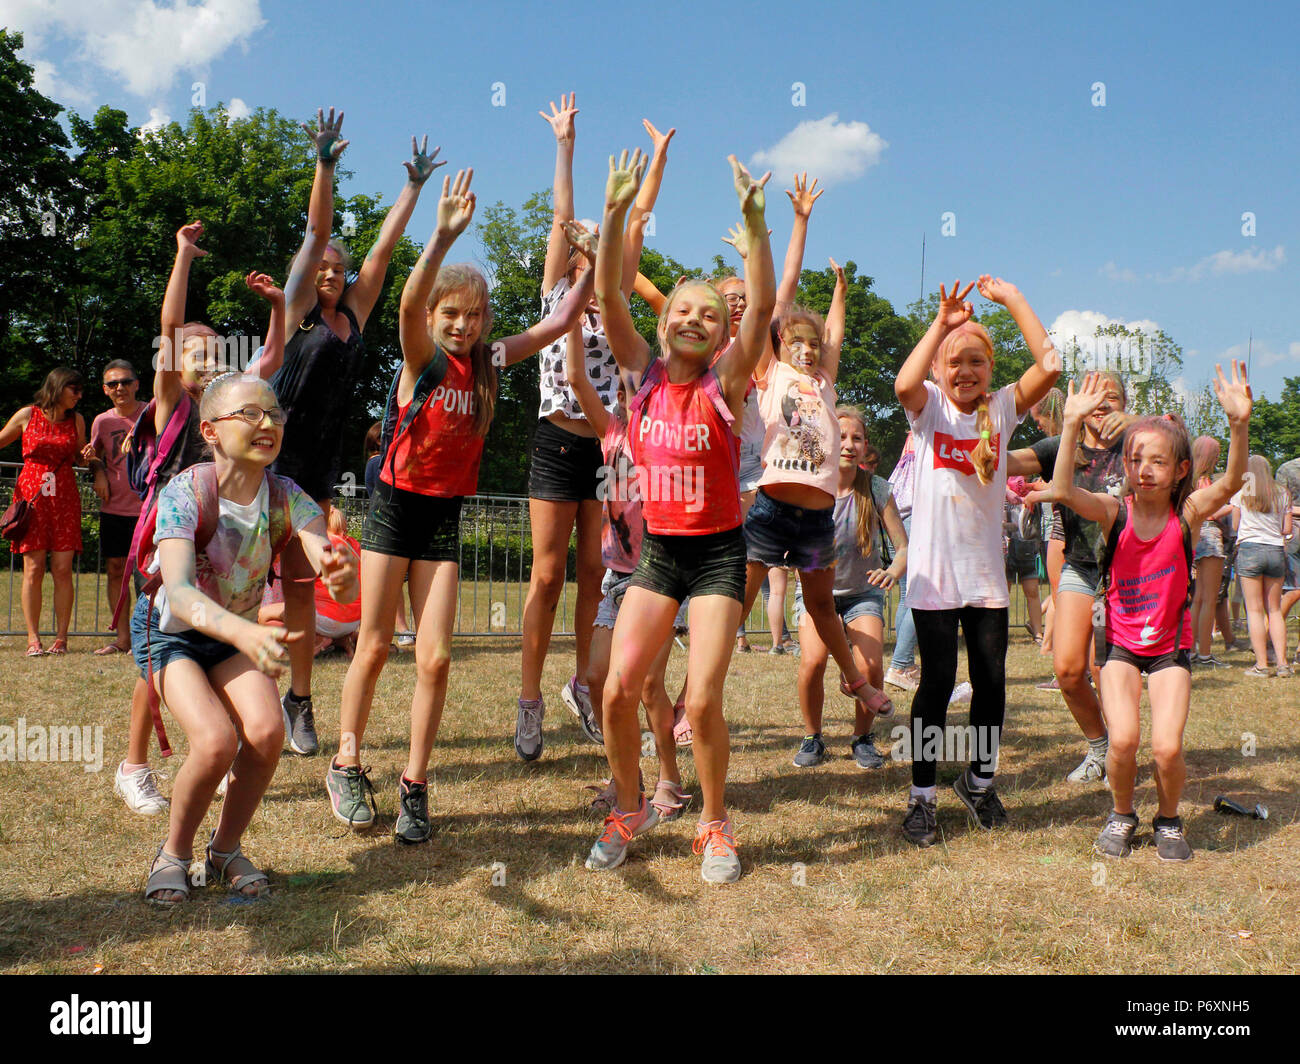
{"left": 137, "top": 768, "right": 168, "bottom": 796}
{"left": 906, "top": 798, "right": 937, "bottom": 829}
{"left": 519, "top": 699, "right": 543, "bottom": 736}
{"left": 692, "top": 823, "right": 736, "bottom": 858}
{"left": 296, "top": 700, "right": 315, "bottom": 728}
{"left": 343, "top": 765, "right": 377, "bottom": 820}
{"left": 401, "top": 784, "right": 429, "bottom": 827}
{"left": 1104, "top": 818, "right": 1135, "bottom": 838}
{"left": 1156, "top": 823, "right": 1184, "bottom": 840}
{"left": 599, "top": 809, "right": 641, "bottom": 845}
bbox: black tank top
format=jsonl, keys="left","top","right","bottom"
{"left": 271, "top": 300, "right": 365, "bottom": 499}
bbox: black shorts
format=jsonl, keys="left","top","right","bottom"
{"left": 629, "top": 526, "right": 747, "bottom": 604}
{"left": 99, "top": 511, "right": 138, "bottom": 559}
{"left": 1100, "top": 642, "right": 1191, "bottom": 675}
{"left": 361, "top": 480, "right": 462, "bottom": 563}
{"left": 527, "top": 418, "right": 602, "bottom": 502}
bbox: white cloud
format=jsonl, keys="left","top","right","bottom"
{"left": 751, "top": 113, "right": 887, "bottom": 186}
{"left": 1159, "top": 245, "right": 1285, "bottom": 283}
{"left": 138, "top": 106, "right": 172, "bottom": 137}
{"left": 1050, "top": 309, "right": 1161, "bottom": 349}
{"left": 1218, "top": 340, "right": 1300, "bottom": 369}
{"left": 1100, "top": 260, "right": 1137, "bottom": 283}
{"left": 0, "top": 0, "right": 265, "bottom": 97}
{"left": 226, "top": 96, "right": 251, "bottom": 121}
{"left": 28, "top": 57, "right": 92, "bottom": 105}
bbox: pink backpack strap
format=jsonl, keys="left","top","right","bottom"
{"left": 628, "top": 358, "right": 665, "bottom": 417}
{"left": 700, "top": 368, "right": 737, "bottom": 430}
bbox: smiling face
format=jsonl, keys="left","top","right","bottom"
{"left": 59, "top": 381, "right": 83, "bottom": 410}
{"left": 102, "top": 368, "right": 139, "bottom": 408}
{"left": 315, "top": 246, "right": 348, "bottom": 307}
{"left": 427, "top": 288, "right": 486, "bottom": 356}
{"left": 1124, "top": 429, "right": 1187, "bottom": 502}
{"left": 838, "top": 414, "right": 867, "bottom": 472}
{"left": 716, "top": 276, "right": 746, "bottom": 338}
{"left": 935, "top": 338, "right": 993, "bottom": 409}
{"left": 200, "top": 378, "right": 284, "bottom": 466}
{"left": 659, "top": 282, "right": 727, "bottom": 363}
{"left": 1083, "top": 374, "right": 1126, "bottom": 442}
{"left": 782, "top": 322, "right": 822, "bottom": 376}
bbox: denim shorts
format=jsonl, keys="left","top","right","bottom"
{"left": 1235, "top": 542, "right": 1286, "bottom": 579}
{"left": 1193, "top": 519, "right": 1226, "bottom": 561}
{"left": 743, "top": 489, "right": 835, "bottom": 571}
{"left": 362, "top": 480, "right": 462, "bottom": 563}
{"left": 595, "top": 568, "right": 634, "bottom": 629}
{"left": 738, "top": 450, "right": 764, "bottom": 494}
{"left": 630, "top": 527, "right": 746, "bottom": 604}
{"left": 1286, "top": 551, "right": 1300, "bottom": 592}
{"left": 1058, "top": 560, "right": 1100, "bottom": 597}
{"left": 793, "top": 585, "right": 885, "bottom": 629}
{"left": 527, "top": 418, "right": 602, "bottom": 502}
{"left": 131, "top": 596, "right": 239, "bottom": 679}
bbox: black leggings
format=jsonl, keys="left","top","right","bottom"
{"left": 910, "top": 607, "right": 1008, "bottom": 788}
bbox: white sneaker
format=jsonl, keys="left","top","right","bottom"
{"left": 948, "top": 681, "right": 973, "bottom": 704}
{"left": 1067, "top": 745, "right": 1108, "bottom": 783}
{"left": 885, "top": 666, "right": 920, "bottom": 691}
{"left": 694, "top": 819, "right": 742, "bottom": 884}
{"left": 114, "top": 763, "right": 169, "bottom": 815}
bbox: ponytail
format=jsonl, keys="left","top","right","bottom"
{"left": 971, "top": 399, "right": 997, "bottom": 485}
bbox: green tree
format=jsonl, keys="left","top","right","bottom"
{"left": 1250, "top": 376, "right": 1300, "bottom": 469}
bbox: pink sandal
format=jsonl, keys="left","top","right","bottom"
{"left": 672, "top": 700, "right": 693, "bottom": 746}
{"left": 26, "top": 641, "right": 45, "bottom": 657}
{"left": 841, "top": 674, "right": 893, "bottom": 718}
{"left": 48, "top": 637, "right": 68, "bottom": 656}
{"left": 650, "top": 780, "right": 693, "bottom": 822}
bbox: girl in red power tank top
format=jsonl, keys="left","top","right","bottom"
{"left": 1046, "top": 366, "right": 1253, "bottom": 862}
{"left": 327, "top": 169, "right": 597, "bottom": 842}
{"left": 583, "top": 148, "right": 775, "bottom": 884}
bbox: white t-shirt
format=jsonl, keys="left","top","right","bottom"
{"left": 1231, "top": 487, "right": 1292, "bottom": 547}
{"left": 905, "top": 380, "right": 1023, "bottom": 610}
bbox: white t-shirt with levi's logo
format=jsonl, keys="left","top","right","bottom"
{"left": 905, "top": 380, "right": 1024, "bottom": 610}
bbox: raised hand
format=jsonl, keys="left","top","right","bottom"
{"left": 176, "top": 220, "right": 208, "bottom": 257}
{"left": 1213, "top": 360, "right": 1253, "bottom": 426}
{"left": 728, "top": 155, "right": 771, "bottom": 218}
{"left": 302, "top": 107, "right": 348, "bottom": 164}
{"left": 786, "top": 172, "right": 824, "bottom": 218}
{"left": 1063, "top": 373, "right": 1110, "bottom": 423}
{"left": 642, "top": 118, "right": 676, "bottom": 157}
{"left": 538, "top": 92, "right": 579, "bottom": 144}
{"left": 561, "top": 219, "right": 598, "bottom": 264}
{"left": 976, "top": 275, "right": 1023, "bottom": 307}
{"left": 244, "top": 271, "right": 284, "bottom": 303}
{"left": 605, "top": 148, "right": 646, "bottom": 212}
{"left": 403, "top": 135, "right": 445, "bottom": 185}
{"left": 1096, "top": 410, "right": 1130, "bottom": 446}
{"left": 829, "top": 256, "right": 846, "bottom": 285}
{"left": 320, "top": 533, "right": 360, "bottom": 602}
{"left": 935, "top": 279, "right": 975, "bottom": 330}
{"left": 435, "top": 169, "right": 476, "bottom": 239}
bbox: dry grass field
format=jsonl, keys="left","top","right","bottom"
{"left": 0, "top": 590, "right": 1296, "bottom": 975}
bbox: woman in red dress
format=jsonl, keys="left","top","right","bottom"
{"left": 0, "top": 367, "right": 89, "bottom": 654}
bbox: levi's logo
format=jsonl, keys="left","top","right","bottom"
{"left": 934, "top": 431, "right": 1000, "bottom": 475}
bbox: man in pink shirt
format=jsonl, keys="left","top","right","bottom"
{"left": 87, "top": 359, "right": 144, "bottom": 654}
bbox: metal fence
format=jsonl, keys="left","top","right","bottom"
{"left": 2, "top": 461, "right": 1033, "bottom": 639}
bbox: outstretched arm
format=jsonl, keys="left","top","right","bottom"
{"left": 633, "top": 272, "right": 666, "bottom": 315}
{"left": 540, "top": 93, "right": 579, "bottom": 294}
{"left": 977, "top": 276, "right": 1060, "bottom": 416}
{"left": 155, "top": 221, "right": 208, "bottom": 425}
{"left": 244, "top": 272, "right": 286, "bottom": 379}
{"left": 1185, "top": 361, "right": 1252, "bottom": 529}
{"left": 822, "top": 257, "right": 847, "bottom": 384}
{"left": 594, "top": 149, "right": 652, "bottom": 376}
{"left": 563, "top": 319, "right": 610, "bottom": 437}
{"left": 714, "top": 156, "right": 775, "bottom": 408}
{"left": 344, "top": 135, "right": 445, "bottom": 331}
{"left": 284, "top": 108, "right": 350, "bottom": 330}
{"left": 777, "top": 172, "right": 822, "bottom": 307}
{"left": 895, "top": 280, "right": 975, "bottom": 416}
{"left": 495, "top": 227, "right": 596, "bottom": 366}
{"left": 622, "top": 119, "right": 675, "bottom": 299}
{"left": 399, "top": 169, "right": 476, "bottom": 374}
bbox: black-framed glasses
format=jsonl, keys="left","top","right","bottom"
{"left": 213, "top": 405, "right": 287, "bottom": 426}
{"left": 104, "top": 378, "right": 137, "bottom": 388}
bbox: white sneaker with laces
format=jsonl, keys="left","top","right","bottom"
{"left": 115, "top": 763, "right": 169, "bottom": 815}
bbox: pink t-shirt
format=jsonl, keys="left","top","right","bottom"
{"left": 628, "top": 360, "right": 741, "bottom": 536}
{"left": 90, "top": 406, "right": 143, "bottom": 517}
{"left": 1105, "top": 500, "right": 1194, "bottom": 655}
{"left": 755, "top": 359, "right": 839, "bottom": 503}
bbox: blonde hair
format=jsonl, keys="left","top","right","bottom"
{"left": 1032, "top": 388, "right": 1064, "bottom": 436}
{"left": 326, "top": 506, "right": 348, "bottom": 537}
{"left": 427, "top": 264, "right": 497, "bottom": 437}
{"left": 1242, "top": 454, "right": 1285, "bottom": 514}
{"left": 936, "top": 322, "right": 997, "bottom": 484}
{"left": 1073, "top": 370, "right": 1128, "bottom": 469}
{"left": 1191, "top": 435, "right": 1221, "bottom": 485}
{"left": 198, "top": 371, "right": 274, "bottom": 422}
{"left": 835, "top": 405, "right": 880, "bottom": 555}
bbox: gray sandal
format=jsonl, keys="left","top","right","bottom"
{"left": 205, "top": 833, "right": 270, "bottom": 899}
{"left": 145, "top": 845, "right": 192, "bottom": 907}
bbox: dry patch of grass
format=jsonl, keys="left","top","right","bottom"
{"left": 0, "top": 629, "right": 1295, "bottom": 974}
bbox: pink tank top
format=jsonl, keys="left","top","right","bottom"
{"left": 1105, "top": 499, "right": 1193, "bottom": 655}
{"left": 628, "top": 359, "right": 741, "bottom": 536}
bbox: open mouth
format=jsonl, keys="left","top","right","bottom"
{"left": 678, "top": 328, "right": 706, "bottom": 343}
{"left": 253, "top": 435, "right": 277, "bottom": 449}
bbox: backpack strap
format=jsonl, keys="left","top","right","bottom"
{"left": 1092, "top": 498, "right": 1129, "bottom": 662}
{"left": 380, "top": 348, "right": 450, "bottom": 488}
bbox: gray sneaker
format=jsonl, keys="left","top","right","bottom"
{"left": 515, "top": 696, "right": 545, "bottom": 761}
{"left": 394, "top": 778, "right": 432, "bottom": 845}
{"left": 1153, "top": 815, "right": 1193, "bottom": 862}
{"left": 561, "top": 676, "right": 602, "bottom": 745}
{"left": 694, "top": 819, "right": 742, "bottom": 884}
{"left": 1095, "top": 811, "right": 1139, "bottom": 858}
{"left": 1067, "top": 744, "right": 1108, "bottom": 783}
{"left": 326, "top": 760, "right": 376, "bottom": 829}
{"left": 793, "top": 734, "right": 826, "bottom": 767}
{"left": 953, "top": 771, "right": 1008, "bottom": 830}
{"left": 282, "top": 692, "right": 319, "bottom": 756}
{"left": 850, "top": 733, "right": 886, "bottom": 770}
{"left": 585, "top": 799, "right": 659, "bottom": 871}
{"left": 902, "top": 794, "right": 938, "bottom": 847}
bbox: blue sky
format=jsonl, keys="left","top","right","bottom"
{"left": 7, "top": 0, "right": 1298, "bottom": 399}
